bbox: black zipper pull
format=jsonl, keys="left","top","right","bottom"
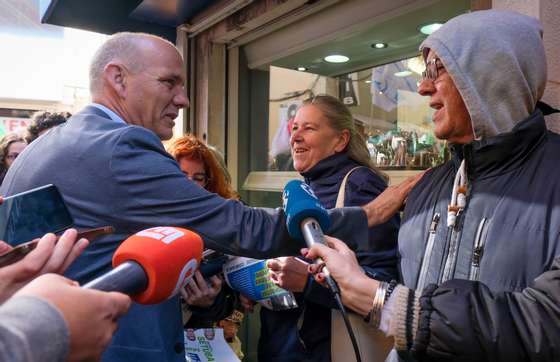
{"left": 472, "top": 246, "right": 484, "bottom": 267}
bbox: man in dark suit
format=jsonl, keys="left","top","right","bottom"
{"left": 0, "top": 33, "right": 413, "bottom": 362}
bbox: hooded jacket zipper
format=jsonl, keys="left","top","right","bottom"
{"left": 416, "top": 213, "right": 440, "bottom": 290}
{"left": 469, "top": 218, "right": 488, "bottom": 281}
{"left": 439, "top": 210, "right": 464, "bottom": 283}
{"left": 439, "top": 155, "right": 470, "bottom": 284}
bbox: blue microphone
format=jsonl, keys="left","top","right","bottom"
{"left": 282, "top": 180, "right": 331, "bottom": 240}
{"left": 283, "top": 180, "right": 363, "bottom": 362}
{"left": 282, "top": 180, "right": 338, "bottom": 293}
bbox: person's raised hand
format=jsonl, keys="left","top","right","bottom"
{"left": 0, "top": 229, "right": 88, "bottom": 303}
{"left": 267, "top": 257, "right": 309, "bottom": 292}
{"left": 181, "top": 270, "right": 222, "bottom": 308}
{"left": 303, "top": 236, "right": 379, "bottom": 316}
{"left": 238, "top": 294, "right": 255, "bottom": 313}
{"left": 362, "top": 171, "right": 425, "bottom": 227}
{"left": 14, "top": 273, "right": 131, "bottom": 362}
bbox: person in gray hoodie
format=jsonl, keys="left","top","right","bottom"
{"left": 305, "top": 9, "right": 560, "bottom": 362}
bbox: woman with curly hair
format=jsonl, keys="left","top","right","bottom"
{"left": 167, "top": 134, "right": 237, "bottom": 200}
{"left": 167, "top": 134, "right": 246, "bottom": 359}
{"left": 0, "top": 133, "right": 26, "bottom": 185}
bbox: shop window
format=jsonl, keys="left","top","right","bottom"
{"left": 267, "top": 56, "right": 450, "bottom": 173}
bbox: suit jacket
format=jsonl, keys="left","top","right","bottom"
{"left": 0, "top": 105, "right": 369, "bottom": 362}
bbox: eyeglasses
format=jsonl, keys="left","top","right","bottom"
{"left": 185, "top": 172, "right": 208, "bottom": 186}
{"left": 5, "top": 153, "right": 19, "bottom": 161}
{"left": 422, "top": 58, "right": 445, "bottom": 81}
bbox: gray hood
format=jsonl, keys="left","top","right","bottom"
{"left": 420, "top": 10, "right": 547, "bottom": 139}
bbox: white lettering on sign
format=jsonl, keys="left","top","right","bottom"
{"left": 136, "top": 227, "right": 185, "bottom": 244}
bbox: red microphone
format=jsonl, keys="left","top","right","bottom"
{"left": 83, "top": 226, "right": 203, "bottom": 304}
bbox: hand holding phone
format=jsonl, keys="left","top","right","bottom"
{"left": 0, "top": 240, "right": 11, "bottom": 255}
{"left": 0, "top": 226, "right": 114, "bottom": 269}
{"left": 0, "top": 229, "right": 89, "bottom": 303}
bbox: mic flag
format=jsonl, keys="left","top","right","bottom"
{"left": 115, "top": 226, "right": 203, "bottom": 304}
{"left": 282, "top": 180, "right": 330, "bottom": 240}
{"left": 84, "top": 226, "right": 203, "bottom": 305}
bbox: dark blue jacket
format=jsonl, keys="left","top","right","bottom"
{"left": 259, "top": 152, "right": 399, "bottom": 362}
{"left": 0, "top": 106, "right": 370, "bottom": 362}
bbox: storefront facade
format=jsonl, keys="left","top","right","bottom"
{"left": 40, "top": 0, "right": 560, "bottom": 360}
{"left": 178, "top": 0, "right": 558, "bottom": 207}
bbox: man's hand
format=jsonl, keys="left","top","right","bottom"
{"left": 0, "top": 229, "right": 88, "bottom": 303}
{"left": 362, "top": 171, "right": 425, "bottom": 227}
{"left": 303, "top": 236, "right": 379, "bottom": 316}
{"left": 14, "top": 273, "right": 131, "bottom": 362}
{"left": 181, "top": 271, "right": 222, "bottom": 308}
{"left": 267, "top": 257, "right": 309, "bottom": 292}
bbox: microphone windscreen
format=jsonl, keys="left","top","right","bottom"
{"left": 113, "top": 227, "right": 203, "bottom": 304}
{"left": 282, "top": 180, "right": 330, "bottom": 240}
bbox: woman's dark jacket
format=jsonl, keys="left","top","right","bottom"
{"left": 259, "top": 152, "right": 400, "bottom": 362}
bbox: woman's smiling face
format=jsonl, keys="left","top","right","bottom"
{"left": 290, "top": 104, "right": 348, "bottom": 172}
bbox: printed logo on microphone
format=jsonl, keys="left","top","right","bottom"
{"left": 137, "top": 227, "right": 185, "bottom": 244}
{"left": 282, "top": 181, "right": 319, "bottom": 210}
{"left": 282, "top": 189, "right": 289, "bottom": 209}
{"left": 299, "top": 182, "right": 317, "bottom": 198}
{"left": 171, "top": 258, "right": 199, "bottom": 298}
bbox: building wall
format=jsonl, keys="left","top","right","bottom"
{"left": 493, "top": 0, "right": 560, "bottom": 132}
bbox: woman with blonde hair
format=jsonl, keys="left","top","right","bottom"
{"left": 264, "top": 94, "right": 398, "bottom": 362}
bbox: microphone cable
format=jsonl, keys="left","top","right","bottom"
{"left": 323, "top": 272, "right": 362, "bottom": 362}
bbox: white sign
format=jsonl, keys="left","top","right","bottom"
{"left": 0, "top": 117, "right": 30, "bottom": 135}
{"left": 185, "top": 328, "right": 240, "bottom": 362}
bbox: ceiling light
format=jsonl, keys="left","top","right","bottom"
{"left": 419, "top": 23, "right": 443, "bottom": 35}
{"left": 297, "top": 66, "right": 307, "bottom": 71}
{"left": 372, "top": 43, "right": 387, "bottom": 49}
{"left": 365, "top": 80, "right": 372, "bottom": 84}
{"left": 324, "top": 55, "right": 349, "bottom": 63}
{"left": 394, "top": 70, "right": 413, "bottom": 77}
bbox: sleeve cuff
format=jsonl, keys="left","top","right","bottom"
{"left": 0, "top": 296, "right": 70, "bottom": 362}
{"left": 387, "top": 285, "right": 420, "bottom": 351}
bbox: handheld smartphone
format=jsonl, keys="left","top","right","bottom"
{"left": 0, "top": 184, "right": 74, "bottom": 246}
{"left": 0, "top": 226, "right": 115, "bottom": 268}
{"left": 199, "top": 249, "right": 229, "bottom": 278}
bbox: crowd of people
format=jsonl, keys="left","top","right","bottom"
{"left": 0, "top": 111, "right": 70, "bottom": 184}
{"left": 0, "top": 8, "right": 559, "bottom": 362}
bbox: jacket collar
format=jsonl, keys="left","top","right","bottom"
{"left": 73, "top": 105, "right": 116, "bottom": 122}
{"left": 450, "top": 110, "right": 547, "bottom": 180}
{"left": 301, "top": 152, "right": 357, "bottom": 183}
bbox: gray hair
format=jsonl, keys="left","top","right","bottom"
{"left": 302, "top": 94, "right": 388, "bottom": 182}
{"left": 89, "top": 32, "right": 176, "bottom": 93}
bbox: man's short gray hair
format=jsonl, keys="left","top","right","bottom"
{"left": 89, "top": 32, "right": 176, "bottom": 93}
